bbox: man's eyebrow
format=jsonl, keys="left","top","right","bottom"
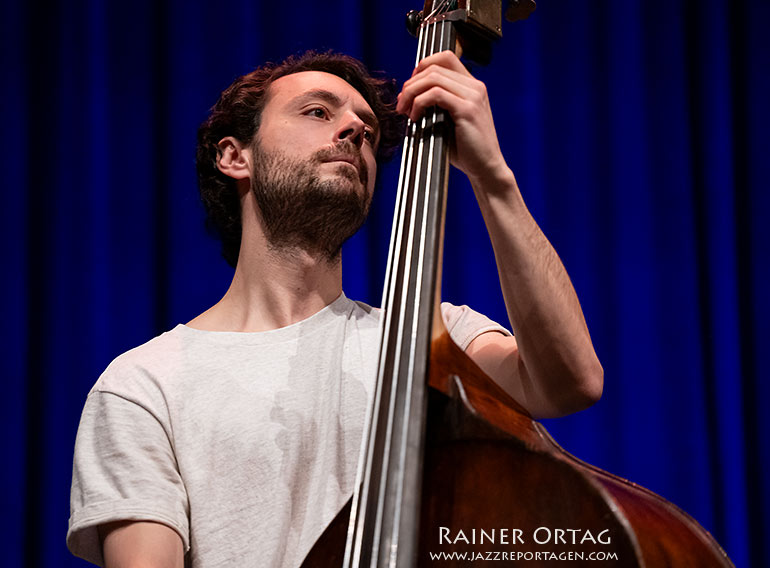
{"left": 293, "top": 89, "right": 379, "bottom": 135}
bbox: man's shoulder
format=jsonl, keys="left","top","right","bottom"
{"left": 92, "top": 326, "right": 189, "bottom": 397}
{"left": 440, "top": 301, "right": 512, "bottom": 351}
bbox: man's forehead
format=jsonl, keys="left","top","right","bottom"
{"left": 266, "top": 71, "right": 374, "bottom": 115}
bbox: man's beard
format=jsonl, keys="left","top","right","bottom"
{"left": 250, "top": 139, "right": 372, "bottom": 262}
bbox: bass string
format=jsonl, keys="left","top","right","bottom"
{"left": 367, "top": 13, "right": 437, "bottom": 558}
{"left": 344, "top": 3, "right": 451, "bottom": 564}
{"left": 343, "top": 17, "right": 431, "bottom": 564}
{"left": 372, "top": 8, "right": 453, "bottom": 565}
{"left": 381, "top": 0, "right": 453, "bottom": 451}
{"left": 352, "top": 43, "right": 422, "bottom": 564}
{"left": 388, "top": 10, "right": 449, "bottom": 564}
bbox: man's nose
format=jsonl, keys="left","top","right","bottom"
{"left": 335, "top": 112, "right": 365, "bottom": 147}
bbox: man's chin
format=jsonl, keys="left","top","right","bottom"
{"left": 250, "top": 145, "right": 372, "bottom": 261}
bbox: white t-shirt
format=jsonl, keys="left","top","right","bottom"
{"left": 67, "top": 294, "right": 509, "bottom": 567}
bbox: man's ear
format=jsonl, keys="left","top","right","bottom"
{"left": 217, "top": 136, "right": 251, "bottom": 180}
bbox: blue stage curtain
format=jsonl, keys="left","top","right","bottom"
{"left": 2, "top": 1, "right": 767, "bottom": 566}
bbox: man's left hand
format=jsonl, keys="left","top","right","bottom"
{"left": 396, "top": 50, "right": 509, "bottom": 189}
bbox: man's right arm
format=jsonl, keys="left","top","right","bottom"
{"left": 68, "top": 387, "right": 190, "bottom": 566}
{"left": 100, "top": 521, "right": 184, "bottom": 568}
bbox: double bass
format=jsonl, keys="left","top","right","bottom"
{"left": 304, "top": 1, "right": 734, "bottom": 565}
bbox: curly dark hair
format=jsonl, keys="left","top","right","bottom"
{"left": 196, "top": 51, "right": 405, "bottom": 267}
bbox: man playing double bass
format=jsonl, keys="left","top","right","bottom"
{"left": 67, "top": 49, "right": 602, "bottom": 567}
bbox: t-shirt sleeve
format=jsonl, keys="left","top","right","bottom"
{"left": 440, "top": 302, "right": 512, "bottom": 351}
{"left": 67, "top": 390, "right": 190, "bottom": 566}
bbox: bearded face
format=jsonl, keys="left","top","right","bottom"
{"left": 249, "top": 137, "right": 373, "bottom": 262}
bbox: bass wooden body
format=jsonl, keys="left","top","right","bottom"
{"left": 304, "top": 330, "right": 732, "bottom": 566}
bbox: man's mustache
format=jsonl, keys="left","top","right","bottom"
{"left": 313, "top": 141, "right": 369, "bottom": 186}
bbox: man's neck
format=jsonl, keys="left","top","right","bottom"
{"left": 187, "top": 238, "right": 343, "bottom": 333}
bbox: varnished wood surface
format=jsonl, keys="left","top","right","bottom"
{"left": 301, "top": 331, "right": 733, "bottom": 566}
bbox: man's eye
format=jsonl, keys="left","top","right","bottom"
{"left": 307, "top": 107, "right": 327, "bottom": 119}
{"left": 364, "top": 130, "right": 375, "bottom": 143}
